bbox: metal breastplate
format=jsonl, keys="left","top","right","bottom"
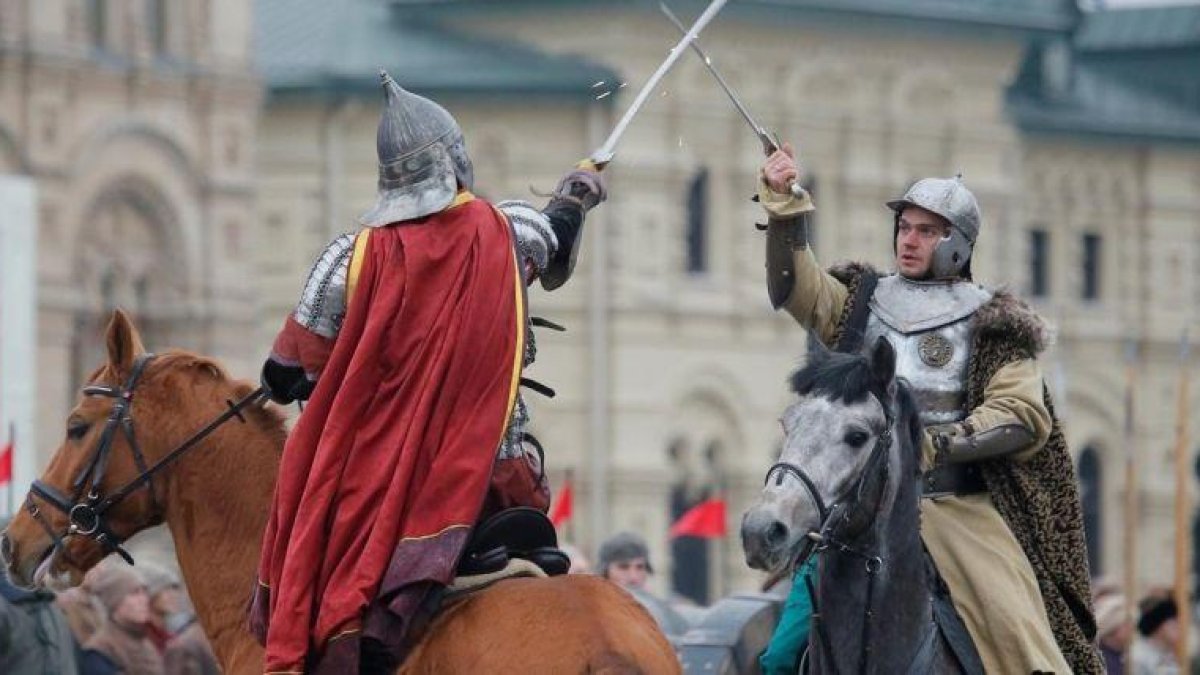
{"left": 861, "top": 275, "right": 991, "bottom": 426}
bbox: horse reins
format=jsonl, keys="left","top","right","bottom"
{"left": 25, "top": 353, "right": 266, "bottom": 566}
{"left": 761, "top": 395, "right": 896, "bottom": 675}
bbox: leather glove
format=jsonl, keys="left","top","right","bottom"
{"left": 928, "top": 422, "right": 971, "bottom": 461}
{"left": 551, "top": 161, "right": 607, "bottom": 213}
{"left": 260, "top": 358, "right": 315, "bottom": 405}
{"left": 929, "top": 420, "right": 1034, "bottom": 465}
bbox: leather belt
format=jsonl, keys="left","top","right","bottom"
{"left": 912, "top": 389, "right": 968, "bottom": 416}
{"left": 921, "top": 462, "right": 987, "bottom": 499}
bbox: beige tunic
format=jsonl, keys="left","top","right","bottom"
{"left": 760, "top": 182, "right": 1070, "bottom": 674}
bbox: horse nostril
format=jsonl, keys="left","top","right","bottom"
{"left": 765, "top": 521, "right": 788, "bottom": 548}
{"left": 0, "top": 533, "right": 13, "bottom": 566}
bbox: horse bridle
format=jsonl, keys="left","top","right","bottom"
{"left": 762, "top": 405, "right": 894, "bottom": 558}
{"left": 762, "top": 392, "right": 897, "bottom": 675}
{"left": 25, "top": 353, "right": 265, "bottom": 566}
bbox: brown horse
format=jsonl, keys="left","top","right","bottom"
{"left": 2, "top": 310, "right": 680, "bottom": 675}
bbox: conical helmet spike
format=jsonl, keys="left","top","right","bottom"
{"left": 358, "top": 71, "right": 474, "bottom": 227}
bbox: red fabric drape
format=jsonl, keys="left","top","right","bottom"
{"left": 249, "top": 197, "right": 523, "bottom": 673}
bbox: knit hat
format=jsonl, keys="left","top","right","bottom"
{"left": 137, "top": 561, "right": 181, "bottom": 599}
{"left": 88, "top": 563, "right": 146, "bottom": 615}
{"left": 1137, "top": 596, "right": 1177, "bottom": 638}
{"left": 1094, "top": 593, "right": 1127, "bottom": 638}
{"left": 597, "top": 532, "right": 653, "bottom": 576}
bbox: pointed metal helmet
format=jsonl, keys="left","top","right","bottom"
{"left": 886, "top": 176, "right": 981, "bottom": 278}
{"left": 359, "top": 71, "right": 475, "bottom": 227}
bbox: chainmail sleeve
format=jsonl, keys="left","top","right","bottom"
{"left": 293, "top": 232, "right": 356, "bottom": 340}
{"left": 497, "top": 200, "right": 558, "bottom": 282}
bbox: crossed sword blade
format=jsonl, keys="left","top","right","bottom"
{"left": 660, "top": 2, "right": 806, "bottom": 199}
{"left": 589, "top": 0, "right": 729, "bottom": 168}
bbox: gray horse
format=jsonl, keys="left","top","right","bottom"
{"left": 741, "top": 337, "right": 982, "bottom": 674}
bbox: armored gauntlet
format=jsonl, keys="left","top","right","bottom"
{"left": 540, "top": 166, "right": 607, "bottom": 291}
{"left": 929, "top": 421, "right": 1035, "bottom": 465}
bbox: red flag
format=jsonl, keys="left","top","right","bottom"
{"left": 550, "top": 480, "right": 573, "bottom": 527}
{"left": 669, "top": 497, "right": 727, "bottom": 539}
{"left": 0, "top": 439, "right": 11, "bottom": 485}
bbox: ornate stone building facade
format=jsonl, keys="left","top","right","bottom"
{"left": 0, "top": 0, "right": 261, "bottom": 474}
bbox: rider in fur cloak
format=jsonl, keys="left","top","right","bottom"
{"left": 757, "top": 144, "right": 1102, "bottom": 674}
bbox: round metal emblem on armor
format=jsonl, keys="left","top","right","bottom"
{"left": 918, "top": 334, "right": 954, "bottom": 368}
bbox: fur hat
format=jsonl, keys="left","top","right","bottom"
{"left": 598, "top": 532, "right": 653, "bottom": 576}
{"left": 1094, "top": 593, "right": 1127, "bottom": 638}
{"left": 137, "top": 561, "right": 181, "bottom": 599}
{"left": 88, "top": 563, "right": 146, "bottom": 615}
{"left": 1137, "top": 595, "right": 1177, "bottom": 638}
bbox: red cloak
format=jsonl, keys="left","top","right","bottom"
{"left": 249, "top": 195, "right": 524, "bottom": 673}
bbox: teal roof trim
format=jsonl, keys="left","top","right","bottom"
{"left": 1076, "top": 4, "right": 1200, "bottom": 52}
{"left": 256, "top": 0, "right": 618, "bottom": 99}
{"left": 389, "top": 0, "right": 1079, "bottom": 34}
{"left": 1007, "top": 36, "right": 1200, "bottom": 145}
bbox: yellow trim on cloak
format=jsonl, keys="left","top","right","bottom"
{"left": 346, "top": 229, "right": 371, "bottom": 308}
{"left": 345, "top": 191, "right": 476, "bottom": 308}
{"left": 502, "top": 233, "right": 526, "bottom": 428}
{"left": 487, "top": 203, "right": 525, "bottom": 431}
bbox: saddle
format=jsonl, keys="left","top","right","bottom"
{"left": 455, "top": 507, "right": 570, "bottom": 578}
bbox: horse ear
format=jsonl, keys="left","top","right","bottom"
{"left": 805, "top": 328, "right": 833, "bottom": 362}
{"left": 105, "top": 309, "right": 145, "bottom": 374}
{"left": 869, "top": 336, "right": 895, "bottom": 386}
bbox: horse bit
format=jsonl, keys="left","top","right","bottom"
{"left": 25, "top": 353, "right": 265, "bottom": 566}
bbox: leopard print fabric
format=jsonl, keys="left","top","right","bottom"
{"left": 968, "top": 292, "right": 1103, "bottom": 674}
{"left": 827, "top": 261, "right": 876, "bottom": 347}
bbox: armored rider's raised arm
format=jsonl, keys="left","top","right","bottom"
{"left": 758, "top": 178, "right": 847, "bottom": 345}
{"left": 498, "top": 165, "right": 606, "bottom": 290}
{"left": 260, "top": 165, "right": 606, "bottom": 406}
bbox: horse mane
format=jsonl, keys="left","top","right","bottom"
{"left": 790, "top": 351, "right": 923, "bottom": 464}
{"left": 790, "top": 350, "right": 881, "bottom": 405}
{"left": 101, "top": 350, "right": 289, "bottom": 438}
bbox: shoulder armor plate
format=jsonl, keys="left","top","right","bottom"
{"left": 869, "top": 275, "right": 991, "bottom": 335}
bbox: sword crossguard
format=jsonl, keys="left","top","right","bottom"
{"left": 576, "top": 158, "right": 605, "bottom": 173}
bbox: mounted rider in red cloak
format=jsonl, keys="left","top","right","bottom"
{"left": 248, "top": 71, "right": 605, "bottom": 674}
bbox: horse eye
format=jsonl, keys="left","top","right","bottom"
{"left": 67, "top": 422, "right": 91, "bottom": 441}
{"left": 844, "top": 430, "right": 869, "bottom": 448}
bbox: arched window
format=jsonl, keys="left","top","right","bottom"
{"left": 147, "top": 0, "right": 169, "bottom": 56}
{"left": 69, "top": 182, "right": 183, "bottom": 396}
{"left": 1192, "top": 453, "right": 1200, "bottom": 587}
{"left": 668, "top": 437, "right": 711, "bottom": 604}
{"left": 685, "top": 168, "right": 709, "bottom": 274}
{"left": 1077, "top": 447, "right": 1102, "bottom": 574}
{"left": 87, "top": 0, "right": 108, "bottom": 51}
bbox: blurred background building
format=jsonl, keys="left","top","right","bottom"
{"left": 2, "top": 0, "right": 1199, "bottom": 602}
